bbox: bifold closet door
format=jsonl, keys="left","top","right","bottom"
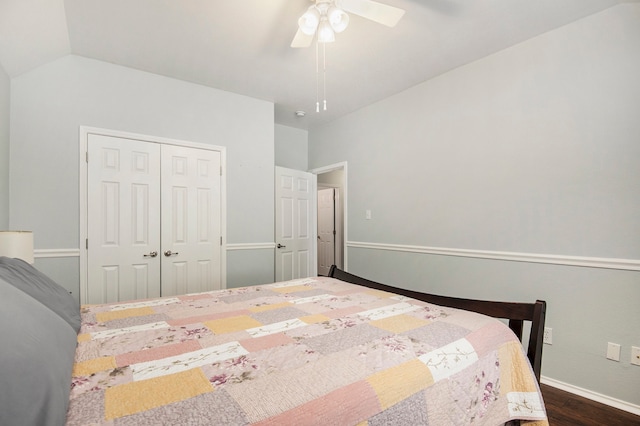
{"left": 87, "top": 134, "right": 162, "bottom": 304}
{"left": 87, "top": 135, "right": 222, "bottom": 304}
{"left": 160, "top": 144, "right": 222, "bottom": 296}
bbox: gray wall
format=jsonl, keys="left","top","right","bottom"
{"left": 10, "top": 55, "right": 275, "bottom": 298}
{"left": 309, "top": 5, "right": 640, "bottom": 407}
{"left": 275, "top": 124, "right": 308, "bottom": 171}
{"left": 0, "top": 63, "right": 9, "bottom": 228}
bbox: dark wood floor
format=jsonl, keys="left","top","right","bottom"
{"left": 541, "top": 384, "right": 640, "bottom": 425}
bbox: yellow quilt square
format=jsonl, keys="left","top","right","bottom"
{"left": 73, "top": 356, "right": 117, "bottom": 377}
{"left": 367, "top": 359, "right": 433, "bottom": 410}
{"left": 370, "top": 314, "right": 429, "bottom": 334}
{"left": 499, "top": 340, "right": 537, "bottom": 394}
{"left": 300, "top": 314, "right": 331, "bottom": 324}
{"left": 105, "top": 368, "right": 212, "bottom": 420}
{"left": 96, "top": 307, "right": 156, "bottom": 323}
{"left": 366, "top": 289, "right": 394, "bottom": 299}
{"left": 204, "top": 315, "right": 263, "bottom": 334}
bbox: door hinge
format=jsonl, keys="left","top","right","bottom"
{"left": 220, "top": 236, "right": 222, "bottom": 245}
{"left": 220, "top": 166, "right": 223, "bottom": 176}
{"left": 86, "top": 239, "right": 88, "bottom": 249}
{"left": 86, "top": 152, "right": 89, "bottom": 163}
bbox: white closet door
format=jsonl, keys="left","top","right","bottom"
{"left": 161, "top": 145, "right": 222, "bottom": 296}
{"left": 87, "top": 134, "right": 161, "bottom": 304}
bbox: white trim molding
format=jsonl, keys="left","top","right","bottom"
{"left": 541, "top": 376, "right": 640, "bottom": 416}
{"left": 227, "top": 243, "right": 276, "bottom": 251}
{"left": 34, "top": 249, "right": 81, "bottom": 258}
{"left": 347, "top": 241, "right": 640, "bottom": 272}
{"left": 33, "top": 245, "right": 275, "bottom": 257}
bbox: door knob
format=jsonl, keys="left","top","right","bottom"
{"left": 164, "top": 250, "right": 179, "bottom": 257}
{"left": 277, "top": 244, "right": 286, "bottom": 249}
{"left": 144, "top": 251, "right": 158, "bottom": 258}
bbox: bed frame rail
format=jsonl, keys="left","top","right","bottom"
{"left": 328, "top": 265, "right": 546, "bottom": 383}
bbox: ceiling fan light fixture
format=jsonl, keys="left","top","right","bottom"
{"left": 317, "top": 18, "right": 335, "bottom": 43}
{"left": 327, "top": 6, "right": 349, "bottom": 33}
{"left": 298, "top": 6, "right": 320, "bottom": 35}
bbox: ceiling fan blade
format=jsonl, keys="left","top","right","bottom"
{"left": 291, "top": 28, "right": 314, "bottom": 48}
{"left": 337, "top": 0, "right": 405, "bottom": 27}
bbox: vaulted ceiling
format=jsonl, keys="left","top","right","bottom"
{"left": 0, "top": 0, "right": 633, "bottom": 129}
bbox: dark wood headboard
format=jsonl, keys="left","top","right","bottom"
{"left": 328, "top": 265, "right": 546, "bottom": 383}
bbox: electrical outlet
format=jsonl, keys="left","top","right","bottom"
{"left": 543, "top": 327, "right": 552, "bottom": 345}
{"left": 632, "top": 346, "right": 640, "bottom": 366}
{"left": 606, "top": 342, "right": 621, "bottom": 362}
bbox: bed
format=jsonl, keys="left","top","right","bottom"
{"left": 0, "top": 257, "right": 548, "bottom": 425}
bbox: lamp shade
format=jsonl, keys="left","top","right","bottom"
{"left": 0, "top": 231, "right": 34, "bottom": 264}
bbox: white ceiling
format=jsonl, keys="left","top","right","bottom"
{"left": 0, "top": 0, "right": 633, "bottom": 130}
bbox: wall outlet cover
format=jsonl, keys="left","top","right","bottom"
{"left": 632, "top": 346, "right": 640, "bottom": 366}
{"left": 543, "top": 327, "right": 552, "bottom": 345}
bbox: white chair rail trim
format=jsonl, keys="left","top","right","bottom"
{"left": 226, "top": 243, "right": 276, "bottom": 251}
{"left": 34, "top": 249, "right": 81, "bottom": 258}
{"left": 347, "top": 241, "right": 640, "bottom": 272}
{"left": 33, "top": 244, "right": 277, "bottom": 258}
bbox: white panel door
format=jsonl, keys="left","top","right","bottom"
{"left": 317, "top": 188, "right": 335, "bottom": 276}
{"left": 275, "top": 166, "right": 316, "bottom": 281}
{"left": 87, "top": 134, "right": 161, "bottom": 304}
{"left": 161, "top": 145, "right": 222, "bottom": 296}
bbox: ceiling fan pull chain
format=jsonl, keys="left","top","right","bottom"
{"left": 323, "top": 42, "right": 327, "bottom": 111}
{"left": 316, "top": 41, "right": 320, "bottom": 113}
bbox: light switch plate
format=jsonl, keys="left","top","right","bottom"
{"left": 606, "top": 342, "right": 621, "bottom": 362}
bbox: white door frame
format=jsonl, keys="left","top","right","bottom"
{"left": 79, "top": 126, "right": 227, "bottom": 304}
{"left": 309, "top": 161, "right": 348, "bottom": 271}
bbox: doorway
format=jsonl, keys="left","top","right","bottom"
{"left": 311, "top": 162, "right": 347, "bottom": 275}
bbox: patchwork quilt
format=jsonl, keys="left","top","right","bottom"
{"left": 67, "top": 277, "right": 548, "bottom": 425}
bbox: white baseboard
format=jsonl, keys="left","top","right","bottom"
{"left": 541, "top": 376, "right": 640, "bottom": 416}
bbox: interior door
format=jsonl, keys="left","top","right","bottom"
{"left": 275, "top": 166, "right": 316, "bottom": 281}
{"left": 161, "top": 144, "right": 222, "bottom": 296}
{"left": 317, "top": 188, "right": 335, "bottom": 276}
{"left": 87, "top": 134, "right": 161, "bottom": 304}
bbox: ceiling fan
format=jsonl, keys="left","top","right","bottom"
{"left": 291, "top": 0, "right": 405, "bottom": 48}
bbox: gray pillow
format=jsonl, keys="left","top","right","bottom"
{"left": 0, "top": 277, "right": 77, "bottom": 426}
{"left": 0, "top": 256, "right": 80, "bottom": 333}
